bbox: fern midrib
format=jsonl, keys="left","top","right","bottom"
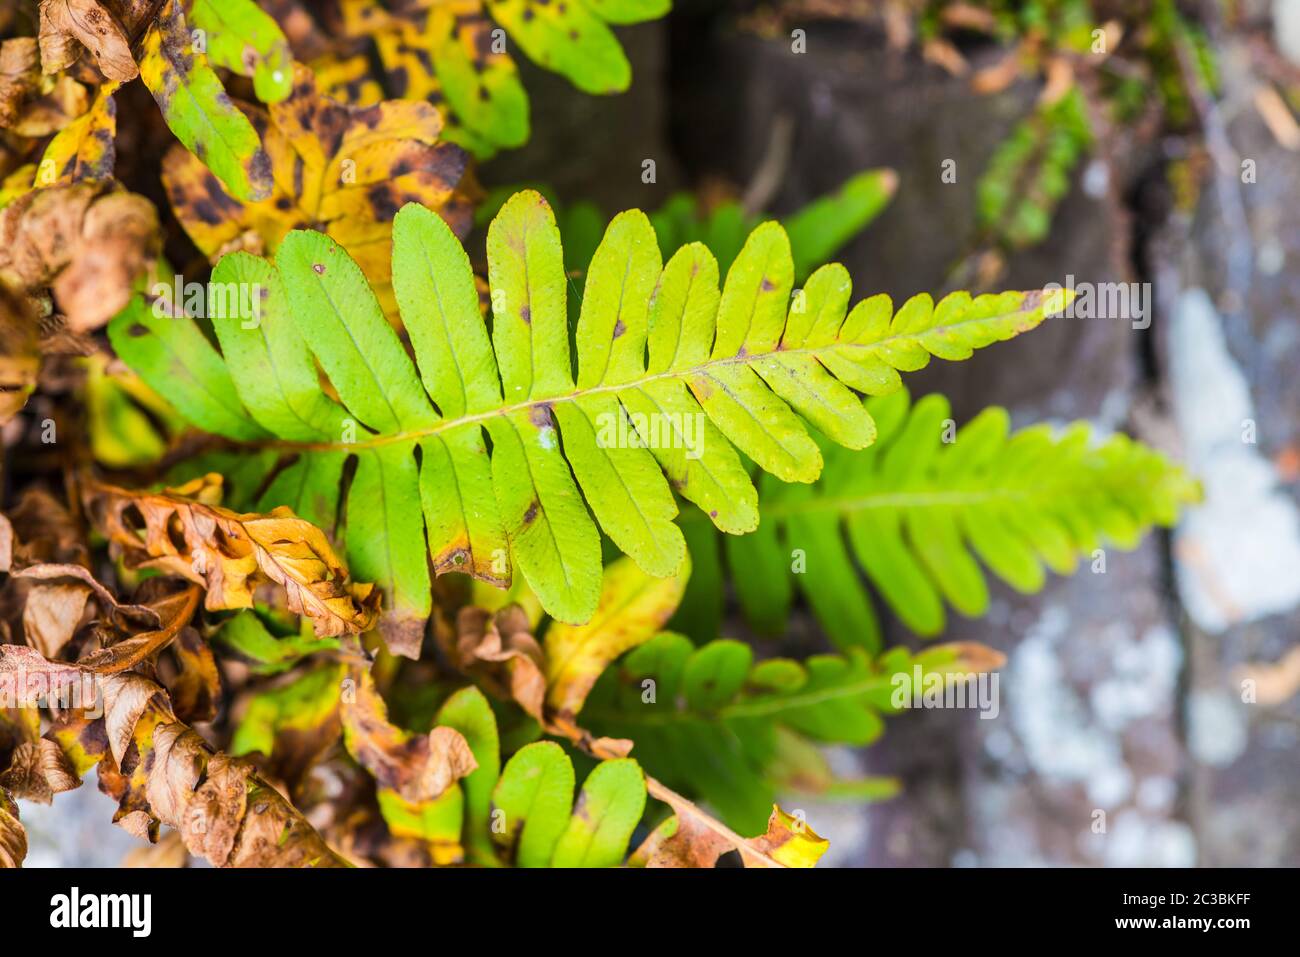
{"left": 241, "top": 305, "right": 1041, "bottom": 452}
{"left": 678, "top": 469, "right": 1153, "bottom": 523}
{"left": 583, "top": 671, "right": 897, "bottom": 727}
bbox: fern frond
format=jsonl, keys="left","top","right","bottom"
{"left": 580, "top": 633, "right": 1001, "bottom": 833}
{"left": 108, "top": 190, "right": 1063, "bottom": 651}
{"left": 976, "top": 86, "right": 1091, "bottom": 251}
{"left": 683, "top": 387, "right": 1200, "bottom": 649}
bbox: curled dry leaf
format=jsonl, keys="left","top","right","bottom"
{"left": 51, "top": 669, "right": 346, "bottom": 866}
{"left": 3, "top": 493, "right": 160, "bottom": 658}
{"left": 1, "top": 694, "right": 79, "bottom": 805}
{"left": 0, "top": 35, "right": 91, "bottom": 138}
{"left": 0, "top": 738, "right": 79, "bottom": 804}
{"left": 38, "top": 0, "right": 139, "bottom": 82}
{"left": 11, "top": 563, "right": 161, "bottom": 644}
{"left": 0, "top": 787, "right": 25, "bottom": 868}
{"left": 0, "top": 181, "right": 160, "bottom": 332}
{"left": 0, "top": 38, "right": 41, "bottom": 128}
{"left": 101, "top": 669, "right": 161, "bottom": 767}
{"left": 341, "top": 666, "right": 477, "bottom": 804}
{"left": 75, "top": 582, "right": 201, "bottom": 674}
{"left": 84, "top": 474, "right": 379, "bottom": 637}
{"left": 449, "top": 604, "right": 546, "bottom": 721}
{"left": 20, "top": 582, "right": 95, "bottom": 659}
{"left": 163, "top": 626, "right": 222, "bottom": 724}
{"left": 0, "top": 279, "right": 39, "bottom": 426}
{"left": 3, "top": 486, "right": 87, "bottom": 567}
{"left": 629, "top": 785, "right": 828, "bottom": 869}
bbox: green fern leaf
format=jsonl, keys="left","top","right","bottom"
{"left": 678, "top": 387, "right": 1200, "bottom": 649}
{"left": 109, "top": 190, "right": 1063, "bottom": 651}
{"left": 580, "top": 633, "right": 998, "bottom": 833}
{"left": 491, "top": 741, "right": 575, "bottom": 867}
{"left": 489, "top": 741, "right": 647, "bottom": 868}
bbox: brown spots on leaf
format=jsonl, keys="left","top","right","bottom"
{"left": 761, "top": 277, "right": 776, "bottom": 292}
{"left": 520, "top": 304, "right": 531, "bottom": 324}
{"left": 246, "top": 149, "right": 273, "bottom": 200}
{"left": 312, "top": 263, "right": 326, "bottom": 274}
{"left": 613, "top": 319, "right": 626, "bottom": 338}
{"left": 367, "top": 182, "right": 400, "bottom": 221}
{"left": 387, "top": 65, "right": 410, "bottom": 98}
{"left": 190, "top": 198, "right": 223, "bottom": 226}
{"left": 529, "top": 403, "right": 553, "bottom": 429}
{"left": 355, "top": 105, "right": 383, "bottom": 130}
{"left": 432, "top": 539, "right": 471, "bottom": 575}
{"left": 522, "top": 501, "right": 540, "bottom": 526}
{"left": 570, "top": 791, "right": 591, "bottom": 823}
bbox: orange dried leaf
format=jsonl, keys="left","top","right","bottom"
{"left": 341, "top": 666, "right": 477, "bottom": 803}
{"left": 84, "top": 475, "right": 380, "bottom": 637}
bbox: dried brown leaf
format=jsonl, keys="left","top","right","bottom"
{"left": 21, "top": 582, "right": 92, "bottom": 658}
{"left": 75, "top": 583, "right": 201, "bottom": 674}
{"left": 551, "top": 714, "right": 828, "bottom": 869}
{"left": 84, "top": 475, "right": 379, "bottom": 637}
{"left": 57, "top": 670, "right": 347, "bottom": 866}
{"left": 341, "top": 666, "right": 476, "bottom": 803}
{"left": 10, "top": 74, "right": 88, "bottom": 138}
{"left": 0, "top": 182, "right": 160, "bottom": 332}
{"left": 0, "top": 737, "right": 79, "bottom": 804}
{"left": 38, "top": 0, "right": 139, "bottom": 82}
{"left": 101, "top": 669, "right": 162, "bottom": 766}
{"left": 4, "top": 487, "right": 87, "bottom": 567}
{"left": 163, "top": 626, "right": 221, "bottom": 723}
{"left": 0, "top": 39, "right": 41, "bottom": 129}
{"left": 630, "top": 783, "right": 828, "bottom": 869}
{"left": 450, "top": 604, "right": 546, "bottom": 721}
